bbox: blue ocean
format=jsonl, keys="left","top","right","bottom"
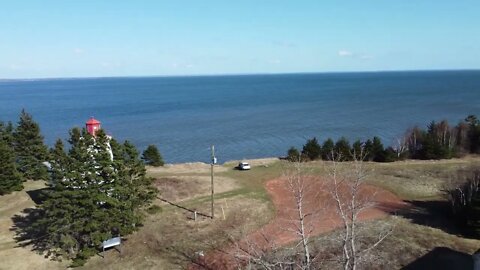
{"left": 1, "top": 71, "right": 479, "bottom": 163}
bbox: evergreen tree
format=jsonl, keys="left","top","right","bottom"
{"left": 30, "top": 129, "right": 156, "bottom": 265}
{"left": 371, "top": 136, "right": 386, "bottom": 162}
{"left": 466, "top": 115, "right": 480, "bottom": 154}
{"left": 302, "top": 137, "right": 322, "bottom": 161}
{"left": 120, "top": 141, "right": 156, "bottom": 211}
{"left": 383, "top": 147, "right": 398, "bottom": 162}
{"left": 0, "top": 139, "right": 24, "bottom": 195}
{"left": 321, "top": 138, "right": 335, "bottom": 160}
{"left": 287, "top": 146, "right": 301, "bottom": 162}
{"left": 419, "top": 121, "right": 453, "bottom": 159}
{"left": 48, "top": 139, "right": 69, "bottom": 186}
{"left": 352, "top": 140, "right": 363, "bottom": 158}
{"left": 109, "top": 137, "right": 124, "bottom": 161}
{"left": 364, "top": 139, "right": 374, "bottom": 161}
{"left": 13, "top": 110, "right": 49, "bottom": 180}
{"left": 68, "top": 127, "right": 82, "bottom": 149}
{"left": 0, "top": 121, "right": 15, "bottom": 147}
{"left": 142, "top": 145, "right": 164, "bottom": 166}
{"left": 335, "top": 137, "right": 352, "bottom": 161}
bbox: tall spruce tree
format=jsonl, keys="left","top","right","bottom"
{"left": 30, "top": 129, "right": 156, "bottom": 265}
{"left": 466, "top": 115, "right": 480, "bottom": 154}
{"left": 352, "top": 140, "right": 363, "bottom": 157}
{"left": 364, "top": 139, "right": 374, "bottom": 160}
{"left": 302, "top": 137, "right": 322, "bottom": 161}
{"left": 142, "top": 145, "right": 164, "bottom": 166}
{"left": 120, "top": 141, "right": 156, "bottom": 212}
{"left": 321, "top": 138, "right": 335, "bottom": 160}
{"left": 335, "top": 137, "right": 352, "bottom": 161}
{"left": 0, "top": 138, "right": 24, "bottom": 195}
{"left": 48, "top": 139, "right": 69, "bottom": 186}
{"left": 13, "top": 110, "right": 49, "bottom": 180}
{"left": 0, "top": 121, "right": 15, "bottom": 147}
{"left": 371, "top": 136, "right": 386, "bottom": 162}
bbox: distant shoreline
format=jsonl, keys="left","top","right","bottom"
{"left": 1, "top": 68, "right": 479, "bottom": 82}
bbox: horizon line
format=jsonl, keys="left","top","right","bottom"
{"left": 1, "top": 68, "right": 479, "bottom": 81}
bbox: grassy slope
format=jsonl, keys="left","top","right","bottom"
{"left": 82, "top": 159, "right": 284, "bottom": 269}
{"left": 1, "top": 157, "right": 480, "bottom": 269}
{"left": 0, "top": 181, "right": 68, "bottom": 270}
{"left": 309, "top": 156, "right": 480, "bottom": 269}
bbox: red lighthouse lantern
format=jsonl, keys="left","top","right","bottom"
{"left": 86, "top": 117, "right": 101, "bottom": 136}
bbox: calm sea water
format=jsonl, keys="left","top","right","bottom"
{"left": 1, "top": 71, "right": 479, "bottom": 163}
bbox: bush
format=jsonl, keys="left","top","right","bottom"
{"left": 287, "top": 147, "right": 301, "bottom": 162}
{"left": 146, "top": 205, "right": 163, "bottom": 215}
{"left": 444, "top": 169, "right": 480, "bottom": 235}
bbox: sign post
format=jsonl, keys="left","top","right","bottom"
{"left": 211, "top": 145, "right": 216, "bottom": 219}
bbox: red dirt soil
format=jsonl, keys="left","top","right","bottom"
{"left": 192, "top": 177, "right": 407, "bottom": 269}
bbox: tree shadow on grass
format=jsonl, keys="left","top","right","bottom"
{"left": 26, "top": 187, "right": 49, "bottom": 204}
{"left": 10, "top": 188, "right": 51, "bottom": 256}
{"left": 379, "top": 200, "right": 475, "bottom": 238}
{"left": 402, "top": 247, "right": 474, "bottom": 270}
{"left": 10, "top": 207, "right": 51, "bottom": 255}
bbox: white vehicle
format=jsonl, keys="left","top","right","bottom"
{"left": 238, "top": 162, "right": 251, "bottom": 170}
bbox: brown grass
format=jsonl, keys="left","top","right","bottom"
{"left": 365, "top": 157, "right": 480, "bottom": 200}
{"left": 2, "top": 157, "right": 480, "bottom": 269}
{"left": 154, "top": 175, "right": 240, "bottom": 203}
{"left": 310, "top": 217, "right": 480, "bottom": 269}
{"left": 0, "top": 181, "right": 68, "bottom": 270}
{"left": 82, "top": 195, "right": 272, "bottom": 270}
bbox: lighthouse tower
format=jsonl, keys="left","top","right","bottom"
{"left": 86, "top": 117, "right": 101, "bottom": 136}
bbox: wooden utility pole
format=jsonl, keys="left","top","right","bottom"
{"left": 211, "top": 145, "right": 216, "bottom": 219}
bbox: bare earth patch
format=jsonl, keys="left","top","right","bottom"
{"left": 197, "top": 176, "right": 407, "bottom": 269}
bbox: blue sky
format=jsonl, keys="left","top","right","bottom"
{"left": 1, "top": 1, "right": 479, "bottom": 78}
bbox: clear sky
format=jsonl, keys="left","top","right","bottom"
{"left": 1, "top": 1, "right": 479, "bottom": 79}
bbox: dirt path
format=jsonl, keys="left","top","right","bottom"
{"left": 194, "top": 177, "right": 407, "bottom": 269}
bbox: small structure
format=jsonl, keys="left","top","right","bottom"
{"left": 101, "top": 236, "right": 121, "bottom": 257}
{"left": 86, "top": 117, "right": 101, "bottom": 136}
{"left": 85, "top": 117, "right": 114, "bottom": 161}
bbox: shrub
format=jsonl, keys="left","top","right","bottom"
{"left": 287, "top": 146, "right": 301, "bottom": 162}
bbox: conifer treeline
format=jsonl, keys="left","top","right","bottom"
{"left": 0, "top": 110, "right": 165, "bottom": 195}
{"left": 288, "top": 114, "right": 480, "bottom": 162}
{"left": 1, "top": 110, "right": 159, "bottom": 266}
{"left": 0, "top": 110, "right": 48, "bottom": 194}
{"left": 33, "top": 128, "right": 157, "bottom": 266}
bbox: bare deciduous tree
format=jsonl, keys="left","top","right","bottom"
{"left": 327, "top": 150, "right": 394, "bottom": 270}
{"left": 228, "top": 161, "right": 323, "bottom": 270}
{"left": 193, "top": 154, "right": 394, "bottom": 270}
{"left": 283, "top": 162, "right": 321, "bottom": 269}
{"left": 392, "top": 136, "right": 408, "bottom": 159}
